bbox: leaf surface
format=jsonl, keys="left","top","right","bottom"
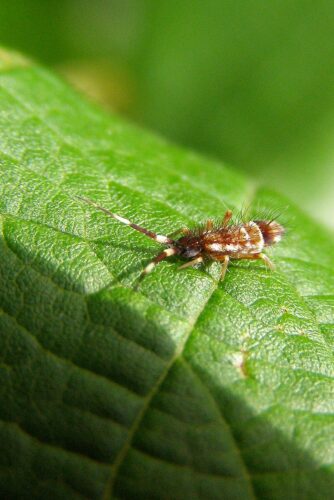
{"left": 0, "top": 49, "right": 333, "bottom": 499}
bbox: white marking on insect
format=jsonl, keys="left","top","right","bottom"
{"left": 75, "top": 196, "right": 284, "bottom": 285}
{"left": 163, "top": 248, "right": 177, "bottom": 257}
{"left": 208, "top": 243, "right": 224, "bottom": 252}
{"left": 156, "top": 234, "right": 171, "bottom": 244}
{"left": 250, "top": 223, "right": 264, "bottom": 248}
{"left": 144, "top": 262, "right": 155, "bottom": 274}
{"left": 240, "top": 227, "right": 250, "bottom": 240}
{"left": 243, "top": 241, "right": 264, "bottom": 254}
{"left": 225, "top": 243, "right": 241, "bottom": 252}
{"left": 113, "top": 214, "right": 131, "bottom": 225}
{"left": 141, "top": 247, "right": 178, "bottom": 277}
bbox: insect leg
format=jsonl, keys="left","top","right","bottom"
{"left": 236, "top": 252, "right": 275, "bottom": 271}
{"left": 75, "top": 195, "right": 175, "bottom": 245}
{"left": 138, "top": 247, "right": 179, "bottom": 283}
{"left": 220, "top": 255, "right": 230, "bottom": 281}
{"left": 258, "top": 252, "right": 275, "bottom": 271}
{"left": 178, "top": 256, "right": 204, "bottom": 270}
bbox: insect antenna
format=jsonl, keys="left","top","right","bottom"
{"left": 75, "top": 195, "right": 176, "bottom": 245}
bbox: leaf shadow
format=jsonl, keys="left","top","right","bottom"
{"left": 0, "top": 226, "right": 333, "bottom": 499}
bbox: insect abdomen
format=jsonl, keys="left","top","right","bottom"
{"left": 254, "top": 220, "right": 285, "bottom": 246}
{"left": 204, "top": 222, "right": 264, "bottom": 256}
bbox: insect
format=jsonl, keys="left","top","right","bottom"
{"left": 76, "top": 196, "right": 284, "bottom": 283}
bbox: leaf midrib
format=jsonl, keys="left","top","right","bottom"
{"left": 3, "top": 159, "right": 330, "bottom": 497}
{"left": 103, "top": 274, "right": 256, "bottom": 499}
{"left": 2, "top": 62, "right": 333, "bottom": 499}
{"left": 3, "top": 159, "right": 332, "bottom": 497}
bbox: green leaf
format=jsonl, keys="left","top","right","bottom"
{"left": 1, "top": 1, "right": 334, "bottom": 224}
{"left": 0, "top": 48, "right": 333, "bottom": 499}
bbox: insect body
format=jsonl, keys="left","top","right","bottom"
{"left": 76, "top": 196, "right": 284, "bottom": 283}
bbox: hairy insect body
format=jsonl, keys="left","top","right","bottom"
{"left": 175, "top": 218, "right": 284, "bottom": 280}
{"left": 76, "top": 196, "right": 284, "bottom": 283}
{"left": 254, "top": 220, "right": 283, "bottom": 246}
{"left": 202, "top": 222, "right": 265, "bottom": 257}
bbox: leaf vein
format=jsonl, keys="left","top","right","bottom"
{"left": 0, "top": 307, "right": 143, "bottom": 403}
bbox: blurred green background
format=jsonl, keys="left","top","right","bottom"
{"left": 1, "top": 0, "right": 334, "bottom": 227}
